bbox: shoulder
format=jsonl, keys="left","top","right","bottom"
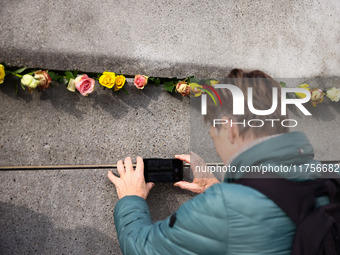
{"left": 179, "top": 181, "right": 295, "bottom": 232}
{"left": 172, "top": 182, "right": 295, "bottom": 254}
{"left": 174, "top": 181, "right": 278, "bottom": 225}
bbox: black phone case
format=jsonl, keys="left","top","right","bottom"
{"left": 143, "top": 158, "right": 183, "bottom": 182}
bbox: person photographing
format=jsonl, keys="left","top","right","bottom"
{"left": 108, "top": 69, "right": 340, "bottom": 255}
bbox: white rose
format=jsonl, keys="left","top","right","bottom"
{"left": 67, "top": 78, "right": 76, "bottom": 92}
{"left": 326, "top": 87, "right": 340, "bottom": 102}
{"left": 21, "top": 74, "right": 40, "bottom": 89}
{"left": 21, "top": 74, "right": 34, "bottom": 86}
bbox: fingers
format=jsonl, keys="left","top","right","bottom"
{"left": 135, "top": 156, "right": 144, "bottom": 176}
{"left": 174, "top": 181, "right": 203, "bottom": 193}
{"left": 124, "top": 157, "right": 133, "bottom": 174}
{"left": 117, "top": 160, "right": 125, "bottom": 177}
{"left": 189, "top": 151, "right": 206, "bottom": 167}
{"left": 175, "top": 154, "right": 190, "bottom": 164}
{"left": 146, "top": 182, "right": 155, "bottom": 192}
{"left": 107, "top": 171, "right": 119, "bottom": 184}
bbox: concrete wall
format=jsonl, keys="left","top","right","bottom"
{"left": 0, "top": 0, "right": 339, "bottom": 78}
{"left": 0, "top": 78, "right": 193, "bottom": 255}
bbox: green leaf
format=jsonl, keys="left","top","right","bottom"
{"left": 279, "top": 82, "right": 286, "bottom": 88}
{"left": 154, "top": 78, "right": 161, "bottom": 85}
{"left": 122, "top": 87, "right": 129, "bottom": 95}
{"left": 65, "top": 71, "right": 74, "bottom": 82}
{"left": 73, "top": 71, "right": 78, "bottom": 77}
{"left": 48, "top": 71, "right": 63, "bottom": 82}
{"left": 14, "top": 67, "right": 27, "bottom": 74}
{"left": 188, "top": 77, "right": 200, "bottom": 84}
{"left": 163, "top": 81, "right": 175, "bottom": 92}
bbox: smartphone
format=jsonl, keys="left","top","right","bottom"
{"left": 143, "top": 158, "right": 183, "bottom": 182}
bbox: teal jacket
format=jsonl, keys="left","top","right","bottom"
{"left": 114, "top": 132, "right": 323, "bottom": 255}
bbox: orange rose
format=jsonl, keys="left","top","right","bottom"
{"left": 176, "top": 81, "right": 190, "bottom": 96}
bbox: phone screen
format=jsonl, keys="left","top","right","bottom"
{"left": 143, "top": 158, "right": 183, "bottom": 182}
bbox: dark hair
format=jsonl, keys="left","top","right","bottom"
{"left": 204, "top": 69, "right": 289, "bottom": 139}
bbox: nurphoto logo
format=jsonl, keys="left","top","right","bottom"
{"left": 201, "top": 84, "right": 312, "bottom": 128}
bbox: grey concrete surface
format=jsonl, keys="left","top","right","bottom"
{"left": 1, "top": 0, "right": 340, "bottom": 78}
{"left": 0, "top": 169, "right": 193, "bottom": 255}
{"left": 0, "top": 78, "right": 194, "bottom": 255}
{"left": 0, "top": 77, "right": 190, "bottom": 166}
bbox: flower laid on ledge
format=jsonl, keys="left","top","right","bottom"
{"left": 99, "top": 72, "right": 116, "bottom": 89}
{"left": 66, "top": 78, "right": 76, "bottom": 92}
{"left": 310, "top": 88, "right": 324, "bottom": 107}
{"left": 287, "top": 82, "right": 339, "bottom": 107}
{"left": 21, "top": 74, "right": 40, "bottom": 89}
{"left": 0, "top": 64, "right": 5, "bottom": 84}
{"left": 0, "top": 63, "right": 339, "bottom": 108}
{"left": 20, "top": 70, "right": 52, "bottom": 91}
{"left": 326, "top": 87, "right": 340, "bottom": 102}
{"left": 35, "top": 70, "right": 52, "bottom": 90}
{"left": 74, "top": 74, "right": 95, "bottom": 96}
{"left": 114, "top": 75, "right": 126, "bottom": 91}
{"left": 134, "top": 75, "right": 148, "bottom": 89}
{"left": 190, "top": 83, "right": 203, "bottom": 97}
{"left": 176, "top": 81, "right": 190, "bottom": 96}
{"left": 295, "top": 83, "right": 310, "bottom": 99}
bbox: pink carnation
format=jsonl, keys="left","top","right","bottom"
{"left": 134, "top": 75, "right": 148, "bottom": 89}
{"left": 74, "top": 74, "right": 95, "bottom": 96}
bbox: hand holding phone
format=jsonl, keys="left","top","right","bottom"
{"left": 174, "top": 152, "right": 219, "bottom": 193}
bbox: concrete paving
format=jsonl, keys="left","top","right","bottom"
{"left": 0, "top": 77, "right": 194, "bottom": 255}
{"left": 0, "top": 169, "right": 193, "bottom": 255}
{"left": 0, "top": 77, "right": 190, "bottom": 166}
{"left": 0, "top": 0, "right": 340, "bottom": 78}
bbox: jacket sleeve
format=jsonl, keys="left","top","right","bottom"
{"left": 114, "top": 184, "right": 228, "bottom": 255}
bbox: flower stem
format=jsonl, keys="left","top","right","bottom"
{"left": 11, "top": 73, "right": 23, "bottom": 78}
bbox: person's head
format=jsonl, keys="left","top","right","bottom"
{"left": 204, "top": 69, "right": 289, "bottom": 164}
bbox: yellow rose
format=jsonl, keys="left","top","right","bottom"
{"left": 114, "top": 75, "right": 126, "bottom": 91}
{"left": 0, "top": 64, "right": 5, "bottom": 84}
{"left": 295, "top": 83, "right": 310, "bottom": 98}
{"left": 326, "top": 87, "right": 340, "bottom": 102}
{"left": 190, "top": 83, "right": 203, "bottom": 97}
{"left": 208, "top": 80, "right": 219, "bottom": 86}
{"left": 99, "top": 72, "right": 116, "bottom": 89}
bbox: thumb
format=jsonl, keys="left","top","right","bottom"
{"left": 146, "top": 182, "right": 155, "bottom": 192}
{"left": 174, "top": 181, "right": 204, "bottom": 193}
{"left": 107, "top": 171, "right": 119, "bottom": 185}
